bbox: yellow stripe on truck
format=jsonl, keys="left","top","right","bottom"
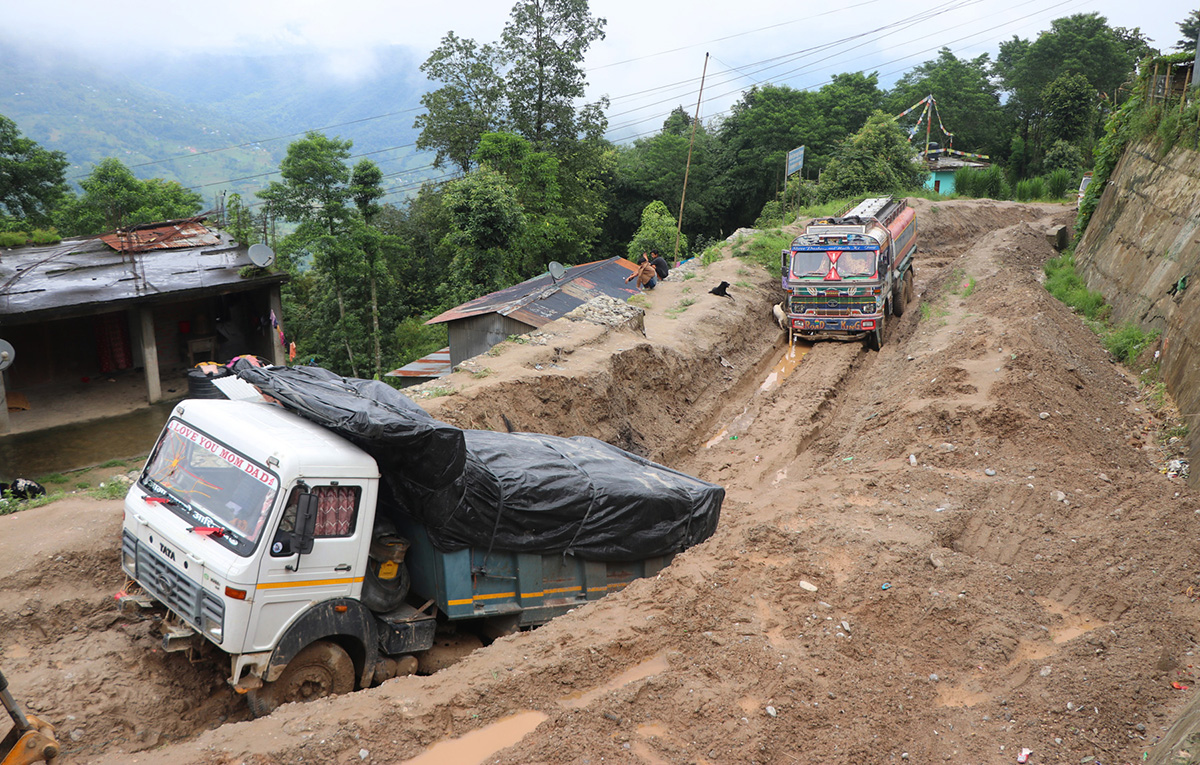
{"left": 447, "top": 582, "right": 631, "bottom": 606}
{"left": 257, "top": 576, "right": 364, "bottom": 590}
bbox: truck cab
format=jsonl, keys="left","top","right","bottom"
{"left": 121, "top": 389, "right": 711, "bottom": 716}
{"left": 780, "top": 197, "right": 917, "bottom": 349}
{"left": 121, "top": 399, "right": 406, "bottom": 710}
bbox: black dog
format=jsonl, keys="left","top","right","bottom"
{"left": 0, "top": 477, "right": 46, "bottom": 500}
{"left": 710, "top": 281, "right": 731, "bottom": 298}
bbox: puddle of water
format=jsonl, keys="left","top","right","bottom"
{"left": 704, "top": 343, "right": 812, "bottom": 447}
{"left": 560, "top": 654, "right": 669, "bottom": 709}
{"left": 400, "top": 711, "right": 548, "bottom": 765}
{"left": 758, "top": 342, "right": 811, "bottom": 393}
{"left": 703, "top": 428, "right": 728, "bottom": 449}
{"left": 0, "top": 402, "right": 175, "bottom": 480}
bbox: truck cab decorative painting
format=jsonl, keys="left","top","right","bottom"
{"left": 780, "top": 196, "right": 917, "bottom": 350}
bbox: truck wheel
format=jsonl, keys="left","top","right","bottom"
{"left": 893, "top": 269, "right": 914, "bottom": 317}
{"left": 246, "top": 640, "right": 354, "bottom": 717}
{"left": 866, "top": 311, "right": 886, "bottom": 351}
{"left": 360, "top": 559, "right": 411, "bottom": 613}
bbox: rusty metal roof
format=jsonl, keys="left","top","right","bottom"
{"left": 426, "top": 257, "right": 640, "bottom": 327}
{"left": 0, "top": 220, "right": 287, "bottom": 325}
{"left": 98, "top": 217, "right": 222, "bottom": 253}
{"left": 385, "top": 347, "right": 451, "bottom": 379}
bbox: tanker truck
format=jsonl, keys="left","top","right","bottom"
{"left": 779, "top": 196, "right": 917, "bottom": 349}
{"left": 119, "top": 365, "right": 723, "bottom": 716}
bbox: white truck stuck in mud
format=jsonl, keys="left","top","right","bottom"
{"left": 119, "top": 365, "right": 723, "bottom": 716}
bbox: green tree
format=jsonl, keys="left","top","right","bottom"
{"left": 714, "top": 75, "right": 883, "bottom": 232}
{"left": 375, "top": 186, "right": 454, "bottom": 316}
{"left": 1176, "top": 10, "right": 1200, "bottom": 50}
{"left": 1041, "top": 72, "right": 1097, "bottom": 145}
{"left": 501, "top": 0, "right": 607, "bottom": 151}
{"left": 819, "top": 111, "right": 922, "bottom": 201}
{"left": 818, "top": 72, "right": 885, "bottom": 143}
{"left": 0, "top": 115, "right": 67, "bottom": 227}
{"left": 223, "top": 192, "right": 261, "bottom": 246}
{"left": 888, "top": 49, "right": 1010, "bottom": 158}
{"left": 414, "top": 33, "right": 508, "bottom": 173}
{"left": 351, "top": 159, "right": 391, "bottom": 379}
{"left": 993, "top": 14, "right": 1133, "bottom": 176}
{"left": 473, "top": 132, "right": 576, "bottom": 278}
{"left": 260, "top": 133, "right": 364, "bottom": 375}
{"left": 610, "top": 109, "right": 719, "bottom": 252}
{"left": 715, "top": 85, "right": 823, "bottom": 230}
{"left": 626, "top": 200, "right": 680, "bottom": 261}
{"left": 440, "top": 167, "right": 527, "bottom": 305}
{"left": 55, "top": 158, "right": 203, "bottom": 236}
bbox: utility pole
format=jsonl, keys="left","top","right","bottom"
{"left": 675, "top": 53, "right": 709, "bottom": 263}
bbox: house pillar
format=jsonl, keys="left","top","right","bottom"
{"left": 0, "top": 369, "right": 9, "bottom": 435}
{"left": 139, "top": 306, "right": 162, "bottom": 403}
{"left": 268, "top": 285, "right": 287, "bottom": 366}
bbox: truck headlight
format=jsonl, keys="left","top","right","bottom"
{"left": 122, "top": 549, "right": 137, "bottom": 575}
{"left": 200, "top": 591, "right": 226, "bottom": 644}
{"left": 202, "top": 612, "right": 223, "bottom": 642}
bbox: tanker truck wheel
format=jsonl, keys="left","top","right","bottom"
{"left": 893, "top": 269, "right": 914, "bottom": 317}
{"left": 867, "top": 311, "right": 886, "bottom": 351}
{"left": 247, "top": 641, "right": 355, "bottom": 717}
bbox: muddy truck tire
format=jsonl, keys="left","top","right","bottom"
{"left": 246, "top": 640, "right": 355, "bottom": 718}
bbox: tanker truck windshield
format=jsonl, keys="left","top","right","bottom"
{"left": 140, "top": 418, "right": 280, "bottom": 554}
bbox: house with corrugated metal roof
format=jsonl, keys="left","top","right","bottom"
{"left": 386, "top": 256, "right": 641, "bottom": 386}
{"left": 0, "top": 217, "right": 288, "bottom": 433}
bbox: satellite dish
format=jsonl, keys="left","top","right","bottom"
{"left": 0, "top": 339, "right": 14, "bottom": 372}
{"left": 248, "top": 243, "right": 275, "bottom": 268}
{"left": 548, "top": 261, "right": 566, "bottom": 282}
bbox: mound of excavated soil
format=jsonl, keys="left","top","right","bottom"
{"left": 2, "top": 199, "right": 1196, "bottom": 765}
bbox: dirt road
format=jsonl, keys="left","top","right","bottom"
{"left": 1, "top": 198, "right": 1195, "bottom": 764}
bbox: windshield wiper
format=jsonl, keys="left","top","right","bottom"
{"left": 141, "top": 479, "right": 186, "bottom": 510}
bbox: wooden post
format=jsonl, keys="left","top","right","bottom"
{"left": 268, "top": 286, "right": 287, "bottom": 366}
{"left": 1151, "top": 61, "right": 1160, "bottom": 102}
{"left": 1181, "top": 66, "right": 1192, "bottom": 113}
{"left": 139, "top": 306, "right": 162, "bottom": 403}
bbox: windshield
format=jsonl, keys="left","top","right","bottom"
{"left": 790, "top": 251, "right": 830, "bottom": 277}
{"left": 838, "top": 250, "right": 877, "bottom": 278}
{"left": 141, "top": 418, "right": 280, "bottom": 553}
{"left": 790, "top": 249, "right": 877, "bottom": 279}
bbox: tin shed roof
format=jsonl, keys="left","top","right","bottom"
{"left": 0, "top": 219, "right": 286, "bottom": 325}
{"left": 385, "top": 347, "right": 451, "bottom": 379}
{"left": 426, "top": 257, "right": 640, "bottom": 328}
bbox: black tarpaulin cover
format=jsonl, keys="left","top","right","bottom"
{"left": 235, "top": 365, "right": 723, "bottom": 560}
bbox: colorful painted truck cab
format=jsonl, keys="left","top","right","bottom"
{"left": 780, "top": 197, "right": 917, "bottom": 349}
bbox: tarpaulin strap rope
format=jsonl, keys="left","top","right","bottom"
{"left": 530, "top": 436, "right": 601, "bottom": 561}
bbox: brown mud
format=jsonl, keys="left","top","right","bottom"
{"left": 1, "top": 198, "right": 1195, "bottom": 764}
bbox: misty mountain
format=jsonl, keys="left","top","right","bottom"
{"left": 0, "top": 40, "right": 436, "bottom": 202}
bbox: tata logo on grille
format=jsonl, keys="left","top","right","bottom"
{"left": 159, "top": 542, "right": 177, "bottom": 562}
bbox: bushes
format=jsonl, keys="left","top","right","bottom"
{"left": 0, "top": 229, "right": 61, "bottom": 247}
{"left": 955, "top": 165, "right": 1011, "bottom": 200}
{"left": 1043, "top": 252, "right": 1106, "bottom": 320}
{"left": 1044, "top": 168, "right": 1072, "bottom": 199}
{"left": 1043, "top": 250, "right": 1161, "bottom": 367}
{"left": 1014, "top": 177, "right": 1045, "bottom": 202}
{"left": 1104, "top": 322, "right": 1159, "bottom": 364}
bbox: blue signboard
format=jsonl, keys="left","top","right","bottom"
{"left": 786, "top": 145, "right": 805, "bottom": 176}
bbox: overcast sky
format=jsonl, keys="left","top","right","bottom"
{"left": 7, "top": 0, "right": 1196, "bottom": 141}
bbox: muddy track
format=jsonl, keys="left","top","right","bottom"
{"left": 8, "top": 199, "right": 1197, "bottom": 765}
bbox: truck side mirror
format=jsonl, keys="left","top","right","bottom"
{"left": 293, "top": 492, "right": 319, "bottom": 555}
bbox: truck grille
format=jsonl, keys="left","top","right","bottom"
{"left": 127, "top": 532, "right": 224, "bottom": 633}
{"left": 790, "top": 292, "right": 876, "bottom": 315}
